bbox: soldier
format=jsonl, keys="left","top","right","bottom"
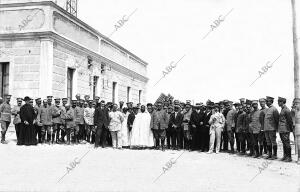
{"left": 249, "top": 100, "right": 261, "bottom": 158}
{"left": 226, "top": 101, "right": 237, "bottom": 153}
{"left": 150, "top": 101, "right": 168, "bottom": 150}
{"left": 63, "top": 103, "right": 75, "bottom": 145}
{"left": 264, "top": 96, "right": 279, "bottom": 160}
{"left": 259, "top": 98, "right": 268, "bottom": 155}
{"left": 236, "top": 103, "right": 247, "bottom": 155}
{"left": 221, "top": 100, "right": 230, "bottom": 152}
{"left": 0, "top": 94, "right": 12, "bottom": 144}
{"left": 182, "top": 100, "right": 193, "bottom": 150}
{"left": 11, "top": 98, "right": 23, "bottom": 143}
{"left": 94, "top": 96, "right": 100, "bottom": 108}
{"left": 40, "top": 97, "right": 54, "bottom": 144}
{"left": 60, "top": 98, "right": 68, "bottom": 143}
{"left": 84, "top": 100, "right": 95, "bottom": 143}
{"left": 75, "top": 99, "right": 85, "bottom": 142}
{"left": 71, "top": 100, "right": 80, "bottom": 143}
{"left": 84, "top": 95, "right": 90, "bottom": 102}
{"left": 34, "top": 98, "right": 43, "bottom": 143}
{"left": 203, "top": 101, "right": 213, "bottom": 152}
{"left": 277, "top": 97, "right": 293, "bottom": 162}
{"left": 52, "top": 98, "right": 63, "bottom": 144}
{"left": 240, "top": 98, "right": 246, "bottom": 106}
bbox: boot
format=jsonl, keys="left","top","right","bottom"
{"left": 265, "top": 146, "right": 272, "bottom": 159}
{"left": 280, "top": 146, "right": 287, "bottom": 161}
{"left": 1, "top": 132, "right": 7, "bottom": 144}
{"left": 56, "top": 130, "right": 60, "bottom": 144}
{"left": 263, "top": 144, "right": 268, "bottom": 154}
{"left": 51, "top": 134, "right": 55, "bottom": 144}
{"left": 259, "top": 145, "right": 264, "bottom": 157}
{"left": 284, "top": 148, "right": 292, "bottom": 162}
{"left": 67, "top": 134, "right": 71, "bottom": 145}
{"left": 47, "top": 134, "right": 51, "bottom": 144}
{"left": 297, "top": 149, "right": 300, "bottom": 164}
{"left": 155, "top": 139, "right": 160, "bottom": 150}
{"left": 161, "top": 139, "right": 165, "bottom": 151}
{"left": 269, "top": 146, "right": 277, "bottom": 160}
{"left": 248, "top": 147, "right": 254, "bottom": 156}
{"left": 230, "top": 143, "right": 235, "bottom": 154}
{"left": 254, "top": 146, "right": 259, "bottom": 158}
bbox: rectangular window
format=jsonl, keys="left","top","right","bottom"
{"left": 112, "top": 82, "right": 117, "bottom": 103}
{"left": 0, "top": 62, "right": 9, "bottom": 98}
{"left": 127, "top": 86, "right": 131, "bottom": 102}
{"left": 67, "top": 68, "right": 74, "bottom": 100}
{"left": 93, "top": 76, "right": 99, "bottom": 99}
{"left": 139, "top": 90, "right": 142, "bottom": 103}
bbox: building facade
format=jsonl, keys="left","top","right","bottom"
{"left": 0, "top": 0, "right": 148, "bottom": 104}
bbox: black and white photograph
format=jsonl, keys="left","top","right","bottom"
{"left": 0, "top": 0, "right": 300, "bottom": 191}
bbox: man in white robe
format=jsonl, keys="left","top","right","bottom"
{"left": 130, "top": 105, "right": 154, "bottom": 148}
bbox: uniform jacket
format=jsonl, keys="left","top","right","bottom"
{"left": 34, "top": 104, "right": 43, "bottom": 126}
{"left": 94, "top": 107, "right": 110, "bottom": 128}
{"left": 11, "top": 105, "right": 21, "bottom": 124}
{"left": 226, "top": 109, "right": 236, "bottom": 131}
{"left": 278, "top": 105, "right": 293, "bottom": 133}
{"left": 236, "top": 111, "right": 247, "bottom": 133}
{"left": 40, "top": 105, "right": 55, "bottom": 125}
{"left": 52, "top": 105, "right": 62, "bottom": 124}
{"left": 74, "top": 106, "right": 84, "bottom": 124}
{"left": 249, "top": 109, "right": 261, "bottom": 134}
{"left": 151, "top": 109, "right": 168, "bottom": 130}
{"left": 263, "top": 105, "right": 279, "bottom": 131}
{"left": 0, "top": 102, "right": 11, "bottom": 122}
{"left": 64, "top": 108, "right": 76, "bottom": 128}
{"left": 259, "top": 108, "right": 268, "bottom": 131}
{"left": 182, "top": 108, "right": 192, "bottom": 131}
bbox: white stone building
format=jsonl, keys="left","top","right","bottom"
{"left": 0, "top": 0, "right": 148, "bottom": 104}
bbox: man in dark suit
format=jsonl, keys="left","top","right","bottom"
{"left": 203, "top": 101, "right": 213, "bottom": 151}
{"left": 190, "top": 103, "right": 205, "bottom": 151}
{"left": 168, "top": 105, "right": 183, "bottom": 150}
{"left": 94, "top": 101, "right": 110, "bottom": 148}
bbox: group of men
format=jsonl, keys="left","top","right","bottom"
{"left": 0, "top": 93, "right": 300, "bottom": 164}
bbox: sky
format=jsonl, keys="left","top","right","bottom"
{"left": 77, "top": 0, "right": 299, "bottom": 107}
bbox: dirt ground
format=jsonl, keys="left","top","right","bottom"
{"left": 0, "top": 127, "right": 300, "bottom": 192}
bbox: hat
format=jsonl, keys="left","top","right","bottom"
{"left": 186, "top": 100, "right": 191, "bottom": 105}
{"left": 23, "top": 96, "right": 31, "bottom": 101}
{"left": 266, "top": 96, "right": 274, "bottom": 101}
{"left": 239, "top": 98, "right": 246, "bottom": 103}
{"left": 168, "top": 105, "right": 174, "bottom": 109}
{"left": 54, "top": 98, "right": 61, "bottom": 101}
{"left": 278, "top": 97, "right": 286, "bottom": 102}
{"left": 94, "top": 96, "right": 100, "bottom": 100}
{"left": 84, "top": 95, "right": 90, "bottom": 100}
{"left": 246, "top": 99, "right": 252, "bottom": 105}
{"left": 294, "top": 98, "right": 300, "bottom": 103}
{"left": 47, "top": 96, "right": 53, "bottom": 99}
{"left": 16, "top": 98, "right": 23, "bottom": 102}
{"left": 62, "top": 98, "right": 68, "bottom": 101}
{"left": 195, "top": 103, "right": 202, "bottom": 107}
{"left": 252, "top": 100, "right": 258, "bottom": 105}
{"left": 228, "top": 101, "right": 233, "bottom": 104}
{"left": 174, "top": 100, "right": 180, "bottom": 105}
{"left": 35, "top": 97, "right": 41, "bottom": 101}
{"left": 233, "top": 102, "right": 241, "bottom": 106}
{"left": 146, "top": 103, "right": 153, "bottom": 107}
{"left": 43, "top": 99, "right": 47, "bottom": 103}
{"left": 259, "top": 98, "right": 266, "bottom": 102}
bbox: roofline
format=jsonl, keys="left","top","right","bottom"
{"left": 0, "top": 0, "right": 149, "bottom": 66}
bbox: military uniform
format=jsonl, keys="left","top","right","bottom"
{"left": 278, "top": 97, "right": 293, "bottom": 162}
{"left": 236, "top": 109, "right": 247, "bottom": 154}
{"left": 264, "top": 96, "right": 279, "bottom": 159}
{"left": 249, "top": 100, "right": 262, "bottom": 157}
{"left": 52, "top": 98, "right": 63, "bottom": 143}
{"left": 0, "top": 95, "right": 12, "bottom": 143}
{"left": 34, "top": 98, "right": 43, "bottom": 143}
{"left": 75, "top": 104, "right": 85, "bottom": 142}
{"left": 64, "top": 105, "right": 76, "bottom": 144}
{"left": 11, "top": 98, "right": 22, "bottom": 142}
{"left": 226, "top": 104, "right": 237, "bottom": 153}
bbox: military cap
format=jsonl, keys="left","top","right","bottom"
{"left": 94, "top": 96, "right": 100, "bottom": 100}
{"left": 174, "top": 100, "right": 179, "bottom": 104}
{"left": 259, "top": 98, "right": 266, "bottom": 102}
{"left": 168, "top": 105, "right": 174, "bottom": 109}
{"left": 146, "top": 103, "right": 153, "bottom": 107}
{"left": 252, "top": 100, "right": 258, "bottom": 105}
{"left": 84, "top": 95, "right": 90, "bottom": 100}
{"left": 71, "top": 100, "right": 77, "bottom": 103}
{"left": 206, "top": 99, "right": 212, "bottom": 105}
{"left": 278, "top": 97, "right": 286, "bottom": 102}
{"left": 239, "top": 98, "right": 246, "bottom": 103}
{"left": 223, "top": 99, "right": 229, "bottom": 104}
{"left": 16, "top": 98, "right": 23, "bottom": 102}
{"left": 35, "top": 97, "right": 41, "bottom": 101}
{"left": 62, "top": 98, "right": 68, "bottom": 101}
{"left": 294, "top": 98, "right": 300, "bottom": 103}
{"left": 54, "top": 98, "right": 61, "bottom": 101}
{"left": 47, "top": 96, "right": 53, "bottom": 99}
{"left": 245, "top": 99, "right": 252, "bottom": 105}
{"left": 4, "top": 94, "right": 11, "bottom": 99}
{"left": 195, "top": 103, "right": 202, "bottom": 107}
{"left": 186, "top": 100, "right": 191, "bottom": 105}
{"left": 228, "top": 101, "right": 233, "bottom": 104}
{"left": 266, "top": 96, "right": 274, "bottom": 101}
{"left": 43, "top": 99, "right": 47, "bottom": 102}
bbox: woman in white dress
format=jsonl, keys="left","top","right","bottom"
{"left": 130, "top": 105, "right": 154, "bottom": 149}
